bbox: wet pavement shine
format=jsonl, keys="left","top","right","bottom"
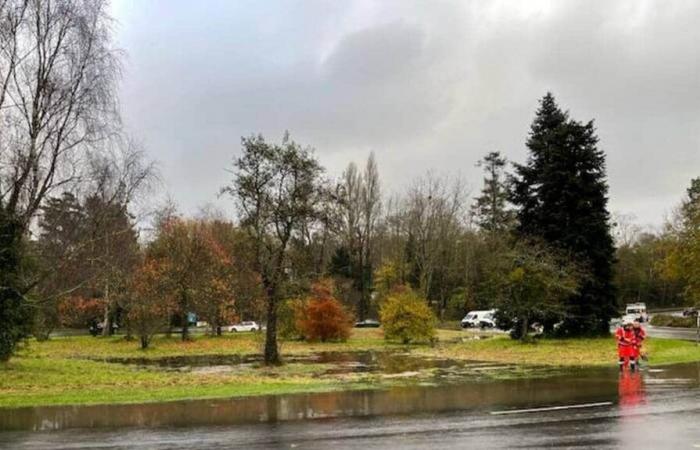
{"left": 1, "top": 362, "right": 700, "bottom": 449}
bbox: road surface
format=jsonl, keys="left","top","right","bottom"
{"left": 646, "top": 324, "right": 699, "bottom": 341}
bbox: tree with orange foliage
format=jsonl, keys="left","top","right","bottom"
{"left": 194, "top": 220, "right": 262, "bottom": 336}
{"left": 57, "top": 296, "right": 106, "bottom": 330}
{"left": 128, "top": 258, "right": 174, "bottom": 349}
{"left": 147, "top": 218, "right": 213, "bottom": 341}
{"left": 296, "top": 280, "right": 354, "bottom": 342}
{"left": 145, "top": 217, "right": 263, "bottom": 338}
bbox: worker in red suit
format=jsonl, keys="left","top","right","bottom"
{"left": 632, "top": 320, "right": 647, "bottom": 365}
{"left": 615, "top": 319, "right": 637, "bottom": 372}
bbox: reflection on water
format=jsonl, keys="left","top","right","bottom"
{"left": 1, "top": 362, "right": 698, "bottom": 433}
{"left": 0, "top": 368, "right": 616, "bottom": 431}
{"left": 618, "top": 371, "right": 646, "bottom": 409}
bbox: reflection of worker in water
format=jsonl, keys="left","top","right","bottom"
{"left": 618, "top": 370, "right": 645, "bottom": 408}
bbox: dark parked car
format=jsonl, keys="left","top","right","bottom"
{"left": 683, "top": 307, "right": 698, "bottom": 317}
{"left": 355, "top": 319, "right": 380, "bottom": 328}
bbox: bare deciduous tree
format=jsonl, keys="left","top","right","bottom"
{"left": 404, "top": 173, "right": 466, "bottom": 311}
{"left": 0, "top": 0, "right": 121, "bottom": 227}
{"left": 336, "top": 153, "right": 381, "bottom": 319}
{"left": 0, "top": 0, "right": 122, "bottom": 359}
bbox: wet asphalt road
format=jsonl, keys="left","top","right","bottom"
{"left": 646, "top": 325, "right": 699, "bottom": 341}
{"left": 3, "top": 367, "right": 700, "bottom": 450}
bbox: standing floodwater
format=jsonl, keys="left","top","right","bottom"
{"left": 2, "top": 362, "right": 700, "bottom": 449}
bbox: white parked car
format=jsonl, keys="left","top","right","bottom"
{"left": 226, "top": 321, "right": 261, "bottom": 332}
{"left": 461, "top": 310, "right": 497, "bottom": 329}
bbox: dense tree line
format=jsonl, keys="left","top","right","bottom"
{"left": 613, "top": 179, "right": 700, "bottom": 310}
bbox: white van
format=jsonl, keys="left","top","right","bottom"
{"left": 461, "top": 309, "right": 497, "bottom": 329}
{"left": 625, "top": 303, "right": 648, "bottom": 323}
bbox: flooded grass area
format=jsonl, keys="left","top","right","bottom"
{"left": 112, "top": 349, "right": 562, "bottom": 383}
{"left": 3, "top": 328, "right": 700, "bottom": 412}
{"left": 3, "top": 361, "right": 699, "bottom": 432}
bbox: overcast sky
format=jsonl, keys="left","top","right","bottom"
{"left": 111, "top": 0, "right": 700, "bottom": 228}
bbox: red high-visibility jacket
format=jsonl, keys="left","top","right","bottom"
{"left": 615, "top": 327, "right": 636, "bottom": 347}
{"left": 616, "top": 327, "right": 637, "bottom": 358}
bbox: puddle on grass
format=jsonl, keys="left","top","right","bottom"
{"left": 92, "top": 349, "right": 566, "bottom": 387}
{"left": 95, "top": 354, "right": 257, "bottom": 367}
{"left": 91, "top": 350, "right": 532, "bottom": 382}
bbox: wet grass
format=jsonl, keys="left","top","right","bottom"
{"left": 424, "top": 335, "right": 700, "bottom": 367}
{"left": 0, "top": 356, "right": 361, "bottom": 408}
{"left": 0, "top": 329, "right": 434, "bottom": 408}
{"left": 23, "top": 328, "right": 400, "bottom": 360}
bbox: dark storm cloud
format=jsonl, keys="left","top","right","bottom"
{"left": 112, "top": 0, "right": 700, "bottom": 226}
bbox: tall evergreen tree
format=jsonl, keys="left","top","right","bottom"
{"left": 0, "top": 208, "right": 30, "bottom": 361}
{"left": 471, "top": 151, "right": 514, "bottom": 233}
{"left": 511, "top": 93, "right": 616, "bottom": 335}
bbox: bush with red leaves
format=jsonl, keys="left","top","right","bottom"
{"left": 296, "top": 280, "right": 353, "bottom": 342}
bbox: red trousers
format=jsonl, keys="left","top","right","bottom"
{"left": 618, "top": 345, "right": 635, "bottom": 359}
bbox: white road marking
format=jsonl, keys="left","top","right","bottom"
{"left": 490, "top": 402, "right": 613, "bottom": 415}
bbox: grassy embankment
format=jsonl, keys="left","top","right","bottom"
{"left": 421, "top": 334, "right": 700, "bottom": 366}
{"left": 2, "top": 329, "right": 700, "bottom": 408}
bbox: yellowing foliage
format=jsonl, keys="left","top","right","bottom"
{"left": 379, "top": 286, "right": 436, "bottom": 344}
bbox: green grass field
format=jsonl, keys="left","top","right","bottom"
{"left": 2, "top": 329, "right": 699, "bottom": 408}
{"left": 425, "top": 334, "right": 700, "bottom": 366}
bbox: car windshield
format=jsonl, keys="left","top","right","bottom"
{"left": 466, "top": 314, "right": 477, "bottom": 320}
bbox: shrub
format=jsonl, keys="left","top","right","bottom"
{"left": 278, "top": 297, "right": 305, "bottom": 340}
{"left": 296, "top": 280, "right": 353, "bottom": 342}
{"left": 445, "top": 287, "right": 475, "bottom": 321}
{"left": 380, "top": 286, "right": 437, "bottom": 344}
{"left": 649, "top": 314, "right": 695, "bottom": 328}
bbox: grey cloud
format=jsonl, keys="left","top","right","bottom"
{"left": 113, "top": 0, "right": 700, "bottom": 227}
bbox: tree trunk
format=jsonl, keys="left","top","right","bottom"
{"left": 264, "top": 287, "right": 280, "bottom": 365}
{"left": 180, "top": 292, "right": 189, "bottom": 341}
{"left": 166, "top": 309, "right": 172, "bottom": 338}
{"left": 358, "top": 263, "right": 367, "bottom": 321}
{"left": 181, "top": 321, "right": 189, "bottom": 340}
{"left": 124, "top": 316, "right": 133, "bottom": 341}
{"left": 140, "top": 335, "right": 149, "bottom": 349}
{"left": 520, "top": 315, "right": 529, "bottom": 341}
{"left": 101, "top": 282, "right": 112, "bottom": 336}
